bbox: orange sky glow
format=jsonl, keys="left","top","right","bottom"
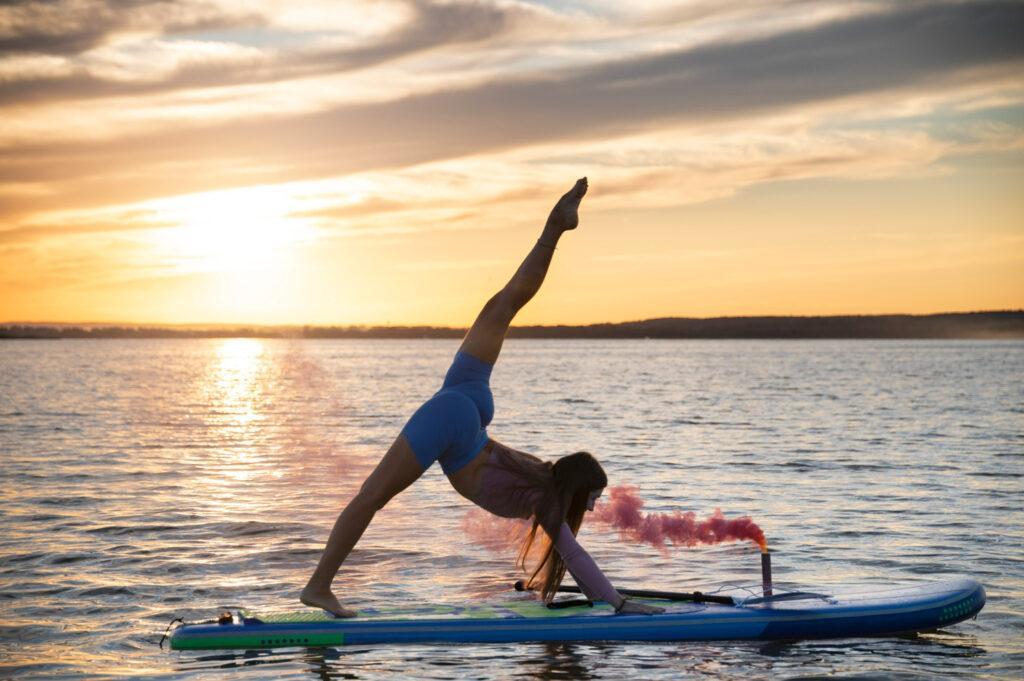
{"left": 2, "top": 0, "right": 1022, "bottom": 326}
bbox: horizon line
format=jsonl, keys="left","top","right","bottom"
{"left": 3, "top": 309, "right": 1022, "bottom": 330}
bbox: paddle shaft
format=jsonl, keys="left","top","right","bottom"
{"left": 513, "top": 580, "right": 734, "bottom": 605}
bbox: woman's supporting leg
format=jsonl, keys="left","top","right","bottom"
{"left": 301, "top": 435, "right": 425, "bottom": 617}
{"left": 459, "top": 178, "right": 588, "bottom": 365}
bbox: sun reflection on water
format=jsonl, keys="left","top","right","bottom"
{"left": 214, "top": 338, "right": 265, "bottom": 428}
{"left": 188, "top": 339, "right": 280, "bottom": 519}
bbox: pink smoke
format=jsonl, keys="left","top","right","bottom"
{"left": 593, "top": 486, "right": 767, "bottom": 552}
{"left": 461, "top": 509, "right": 532, "bottom": 553}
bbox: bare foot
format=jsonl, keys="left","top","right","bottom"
{"left": 300, "top": 584, "right": 358, "bottom": 618}
{"left": 545, "top": 177, "right": 588, "bottom": 232}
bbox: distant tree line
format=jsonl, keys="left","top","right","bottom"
{"left": 2, "top": 311, "right": 1021, "bottom": 340}
{"left": 507, "top": 311, "right": 1024, "bottom": 339}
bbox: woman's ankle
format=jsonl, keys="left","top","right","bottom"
{"left": 540, "top": 225, "right": 563, "bottom": 243}
{"left": 302, "top": 578, "right": 329, "bottom": 594}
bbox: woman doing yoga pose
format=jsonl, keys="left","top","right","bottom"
{"left": 301, "top": 178, "right": 664, "bottom": 617}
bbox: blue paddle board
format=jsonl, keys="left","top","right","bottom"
{"left": 169, "top": 577, "right": 984, "bottom": 650}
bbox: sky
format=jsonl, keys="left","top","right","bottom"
{"left": 1, "top": 0, "right": 1022, "bottom": 326}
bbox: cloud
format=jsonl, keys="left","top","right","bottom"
{"left": 292, "top": 197, "right": 410, "bottom": 220}
{"left": 0, "top": 0, "right": 267, "bottom": 56}
{"left": 7, "top": 3, "right": 1024, "bottom": 184}
{"left": 0, "top": 0, "right": 1021, "bottom": 228}
{"left": 393, "top": 257, "right": 510, "bottom": 271}
{"left": 0, "top": 0, "right": 550, "bottom": 105}
{"left": 0, "top": 210, "right": 171, "bottom": 244}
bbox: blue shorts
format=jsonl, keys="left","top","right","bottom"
{"left": 401, "top": 351, "right": 495, "bottom": 475}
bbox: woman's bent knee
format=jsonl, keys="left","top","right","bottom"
{"left": 354, "top": 438, "right": 425, "bottom": 512}
{"left": 484, "top": 290, "right": 518, "bottom": 325}
{"left": 353, "top": 484, "right": 390, "bottom": 513}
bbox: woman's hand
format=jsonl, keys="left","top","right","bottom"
{"left": 616, "top": 598, "right": 666, "bottom": 615}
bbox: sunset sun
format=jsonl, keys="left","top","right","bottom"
{"left": 150, "top": 186, "right": 313, "bottom": 274}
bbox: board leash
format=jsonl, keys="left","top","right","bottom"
{"left": 158, "top": 618, "right": 184, "bottom": 649}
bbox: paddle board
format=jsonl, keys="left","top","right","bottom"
{"left": 168, "top": 577, "right": 984, "bottom": 650}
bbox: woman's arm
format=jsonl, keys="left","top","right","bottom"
{"left": 553, "top": 522, "right": 664, "bottom": 614}
{"left": 554, "top": 521, "right": 624, "bottom": 608}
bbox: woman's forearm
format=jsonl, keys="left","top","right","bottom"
{"left": 554, "top": 521, "right": 624, "bottom": 608}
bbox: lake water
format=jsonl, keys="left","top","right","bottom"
{"left": 0, "top": 339, "right": 1021, "bottom": 679}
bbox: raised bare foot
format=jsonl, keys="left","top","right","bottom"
{"left": 545, "top": 177, "right": 588, "bottom": 232}
{"left": 300, "top": 584, "right": 358, "bottom": 618}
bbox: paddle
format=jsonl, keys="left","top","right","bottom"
{"left": 513, "top": 580, "right": 735, "bottom": 605}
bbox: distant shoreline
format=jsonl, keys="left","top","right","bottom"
{"left": 2, "top": 311, "right": 1022, "bottom": 340}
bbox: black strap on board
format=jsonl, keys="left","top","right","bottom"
{"left": 546, "top": 598, "right": 594, "bottom": 610}
{"left": 514, "top": 580, "right": 735, "bottom": 605}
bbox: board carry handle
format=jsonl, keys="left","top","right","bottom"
{"left": 546, "top": 598, "right": 594, "bottom": 610}
{"left": 514, "top": 580, "right": 735, "bottom": 605}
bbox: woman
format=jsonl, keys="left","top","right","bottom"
{"left": 301, "top": 178, "right": 663, "bottom": 617}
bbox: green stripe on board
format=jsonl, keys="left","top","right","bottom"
{"left": 172, "top": 632, "right": 345, "bottom": 650}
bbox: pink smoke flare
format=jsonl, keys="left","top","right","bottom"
{"left": 593, "top": 485, "right": 767, "bottom": 552}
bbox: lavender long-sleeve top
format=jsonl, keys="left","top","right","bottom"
{"left": 468, "top": 450, "right": 622, "bottom": 607}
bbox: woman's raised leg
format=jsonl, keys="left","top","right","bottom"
{"left": 459, "top": 178, "right": 588, "bottom": 365}
{"left": 301, "top": 434, "right": 424, "bottom": 617}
